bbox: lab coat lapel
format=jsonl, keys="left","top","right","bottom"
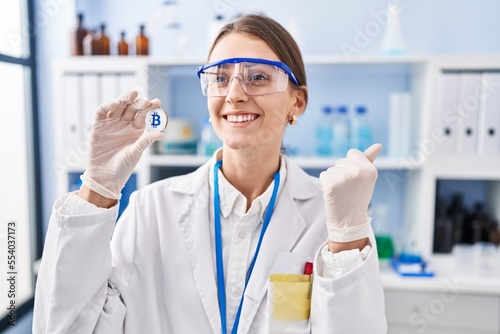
{"left": 174, "top": 163, "right": 221, "bottom": 333}
{"left": 237, "top": 171, "right": 311, "bottom": 333}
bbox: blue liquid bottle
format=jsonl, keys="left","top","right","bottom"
{"left": 315, "top": 105, "right": 333, "bottom": 156}
{"left": 332, "top": 105, "right": 350, "bottom": 157}
{"left": 350, "top": 106, "right": 372, "bottom": 151}
{"left": 198, "top": 117, "right": 221, "bottom": 156}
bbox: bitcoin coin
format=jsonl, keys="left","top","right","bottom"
{"left": 145, "top": 108, "right": 168, "bottom": 132}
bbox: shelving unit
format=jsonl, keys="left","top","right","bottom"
{"left": 52, "top": 54, "right": 500, "bottom": 333}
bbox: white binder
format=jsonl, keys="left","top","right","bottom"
{"left": 62, "top": 74, "right": 82, "bottom": 151}
{"left": 100, "top": 74, "right": 119, "bottom": 104}
{"left": 456, "top": 73, "right": 481, "bottom": 155}
{"left": 81, "top": 74, "right": 101, "bottom": 140}
{"left": 478, "top": 72, "right": 500, "bottom": 155}
{"left": 118, "top": 74, "right": 139, "bottom": 96}
{"left": 388, "top": 92, "right": 412, "bottom": 158}
{"left": 438, "top": 73, "right": 460, "bottom": 154}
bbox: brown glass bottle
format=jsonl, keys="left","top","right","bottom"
{"left": 71, "top": 13, "right": 87, "bottom": 56}
{"left": 83, "top": 29, "right": 96, "bottom": 55}
{"left": 117, "top": 31, "right": 129, "bottom": 56}
{"left": 135, "top": 24, "right": 149, "bottom": 56}
{"left": 94, "top": 24, "right": 110, "bottom": 55}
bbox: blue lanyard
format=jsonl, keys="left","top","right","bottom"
{"left": 213, "top": 160, "right": 280, "bottom": 334}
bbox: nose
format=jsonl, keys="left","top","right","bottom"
{"left": 225, "top": 75, "right": 248, "bottom": 102}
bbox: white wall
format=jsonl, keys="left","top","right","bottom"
{"left": 35, "top": 0, "right": 75, "bottom": 233}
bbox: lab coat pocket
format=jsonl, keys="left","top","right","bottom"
{"left": 267, "top": 274, "right": 311, "bottom": 333}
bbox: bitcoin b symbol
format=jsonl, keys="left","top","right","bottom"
{"left": 150, "top": 111, "right": 161, "bottom": 128}
{"left": 145, "top": 107, "right": 167, "bottom": 132}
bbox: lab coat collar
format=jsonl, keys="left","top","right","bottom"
{"left": 168, "top": 153, "right": 319, "bottom": 201}
{"left": 170, "top": 154, "right": 321, "bottom": 333}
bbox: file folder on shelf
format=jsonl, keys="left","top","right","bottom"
{"left": 456, "top": 73, "right": 481, "bottom": 155}
{"left": 478, "top": 72, "right": 500, "bottom": 155}
{"left": 438, "top": 73, "right": 460, "bottom": 155}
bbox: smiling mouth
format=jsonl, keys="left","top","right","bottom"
{"left": 224, "top": 114, "right": 259, "bottom": 123}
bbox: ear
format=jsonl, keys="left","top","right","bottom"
{"left": 290, "top": 86, "right": 307, "bottom": 117}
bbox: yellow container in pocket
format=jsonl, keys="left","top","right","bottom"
{"left": 269, "top": 274, "right": 311, "bottom": 321}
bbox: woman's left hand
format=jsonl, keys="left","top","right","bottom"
{"left": 319, "top": 143, "right": 383, "bottom": 245}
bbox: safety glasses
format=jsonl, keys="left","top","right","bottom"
{"left": 196, "top": 57, "right": 300, "bottom": 97}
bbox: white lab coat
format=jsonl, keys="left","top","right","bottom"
{"left": 33, "top": 156, "right": 387, "bottom": 333}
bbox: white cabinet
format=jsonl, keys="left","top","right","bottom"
{"left": 52, "top": 55, "right": 500, "bottom": 253}
{"left": 385, "top": 288, "right": 500, "bottom": 333}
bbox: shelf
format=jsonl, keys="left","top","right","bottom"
{"left": 149, "top": 154, "right": 424, "bottom": 170}
{"left": 381, "top": 254, "right": 500, "bottom": 295}
{"left": 149, "top": 154, "right": 210, "bottom": 167}
{"left": 303, "top": 54, "right": 428, "bottom": 65}
{"left": 429, "top": 155, "right": 500, "bottom": 180}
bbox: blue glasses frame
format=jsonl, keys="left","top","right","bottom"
{"left": 196, "top": 57, "right": 300, "bottom": 86}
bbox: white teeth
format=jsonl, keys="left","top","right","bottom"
{"left": 227, "top": 114, "right": 257, "bottom": 123}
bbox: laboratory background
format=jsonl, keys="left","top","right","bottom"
{"left": 1, "top": 0, "right": 500, "bottom": 333}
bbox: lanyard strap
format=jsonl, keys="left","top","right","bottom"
{"left": 213, "top": 160, "right": 280, "bottom": 334}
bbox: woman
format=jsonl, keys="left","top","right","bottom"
{"left": 34, "top": 14, "right": 387, "bottom": 333}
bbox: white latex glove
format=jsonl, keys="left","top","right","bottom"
{"left": 319, "top": 144, "right": 382, "bottom": 243}
{"left": 80, "top": 90, "right": 165, "bottom": 200}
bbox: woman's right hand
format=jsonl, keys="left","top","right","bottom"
{"left": 79, "top": 90, "right": 165, "bottom": 205}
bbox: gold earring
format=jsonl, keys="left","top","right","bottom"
{"left": 288, "top": 115, "right": 298, "bottom": 125}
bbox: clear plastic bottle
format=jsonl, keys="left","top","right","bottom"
{"left": 198, "top": 118, "right": 222, "bottom": 156}
{"left": 332, "top": 105, "right": 350, "bottom": 157}
{"left": 381, "top": 3, "right": 406, "bottom": 55}
{"left": 315, "top": 105, "right": 333, "bottom": 156}
{"left": 350, "top": 105, "right": 372, "bottom": 151}
{"left": 82, "top": 28, "right": 96, "bottom": 56}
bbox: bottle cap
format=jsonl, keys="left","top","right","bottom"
{"left": 322, "top": 105, "right": 332, "bottom": 114}
{"left": 337, "top": 105, "right": 348, "bottom": 114}
{"left": 356, "top": 106, "right": 367, "bottom": 114}
{"left": 145, "top": 108, "right": 168, "bottom": 132}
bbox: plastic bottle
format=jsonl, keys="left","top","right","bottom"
{"left": 350, "top": 106, "right": 372, "bottom": 152}
{"left": 198, "top": 118, "right": 222, "bottom": 156}
{"left": 315, "top": 106, "right": 333, "bottom": 156}
{"left": 381, "top": 3, "right": 406, "bottom": 55}
{"left": 371, "top": 205, "right": 394, "bottom": 260}
{"left": 117, "top": 31, "right": 129, "bottom": 56}
{"left": 332, "top": 105, "right": 350, "bottom": 157}
{"left": 82, "top": 28, "right": 96, "bottom": 56}
{"left": 94, "top": 24, "right": 110, "bottom": 55}
{"left": 71, "top": 13, "right": 87, "bottom": 56}
{"left": 136, "top": 24, "right": 149, "bottom": 56}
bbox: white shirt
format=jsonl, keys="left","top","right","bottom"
{"left": 206, "top": 152, "right": 370, "bottom": 332}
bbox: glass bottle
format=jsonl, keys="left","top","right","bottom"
{"left": 433, "top": 198, "right": 454, "bottom": 253}
{"left": 94, "top": 23, "right": 110, "bottom": 55}
{"left": 350, "top": 106, "right": 373, "bottom": 151}
{"left": 83, "top": 28, "right": 96, "bottom": 56}
{"left": 136, "top": 24, "right": 149, "bottom": 56}
{"left": 117, "top": 31, "right": 129, "bottom": 56}
{"left": 332, "top": 105, "right": 350, "bottom": 157}
{"left": 447, "top": 193, "right": 468, "bottom": 244}
{"left": 315, "top": 105, "right": 333, "bottom": 156}
{"left": 71, "top": 13, "right": 87, "bottom": 56}
{"left": 381, "top": 3, "right": 406, "bottom": 55}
